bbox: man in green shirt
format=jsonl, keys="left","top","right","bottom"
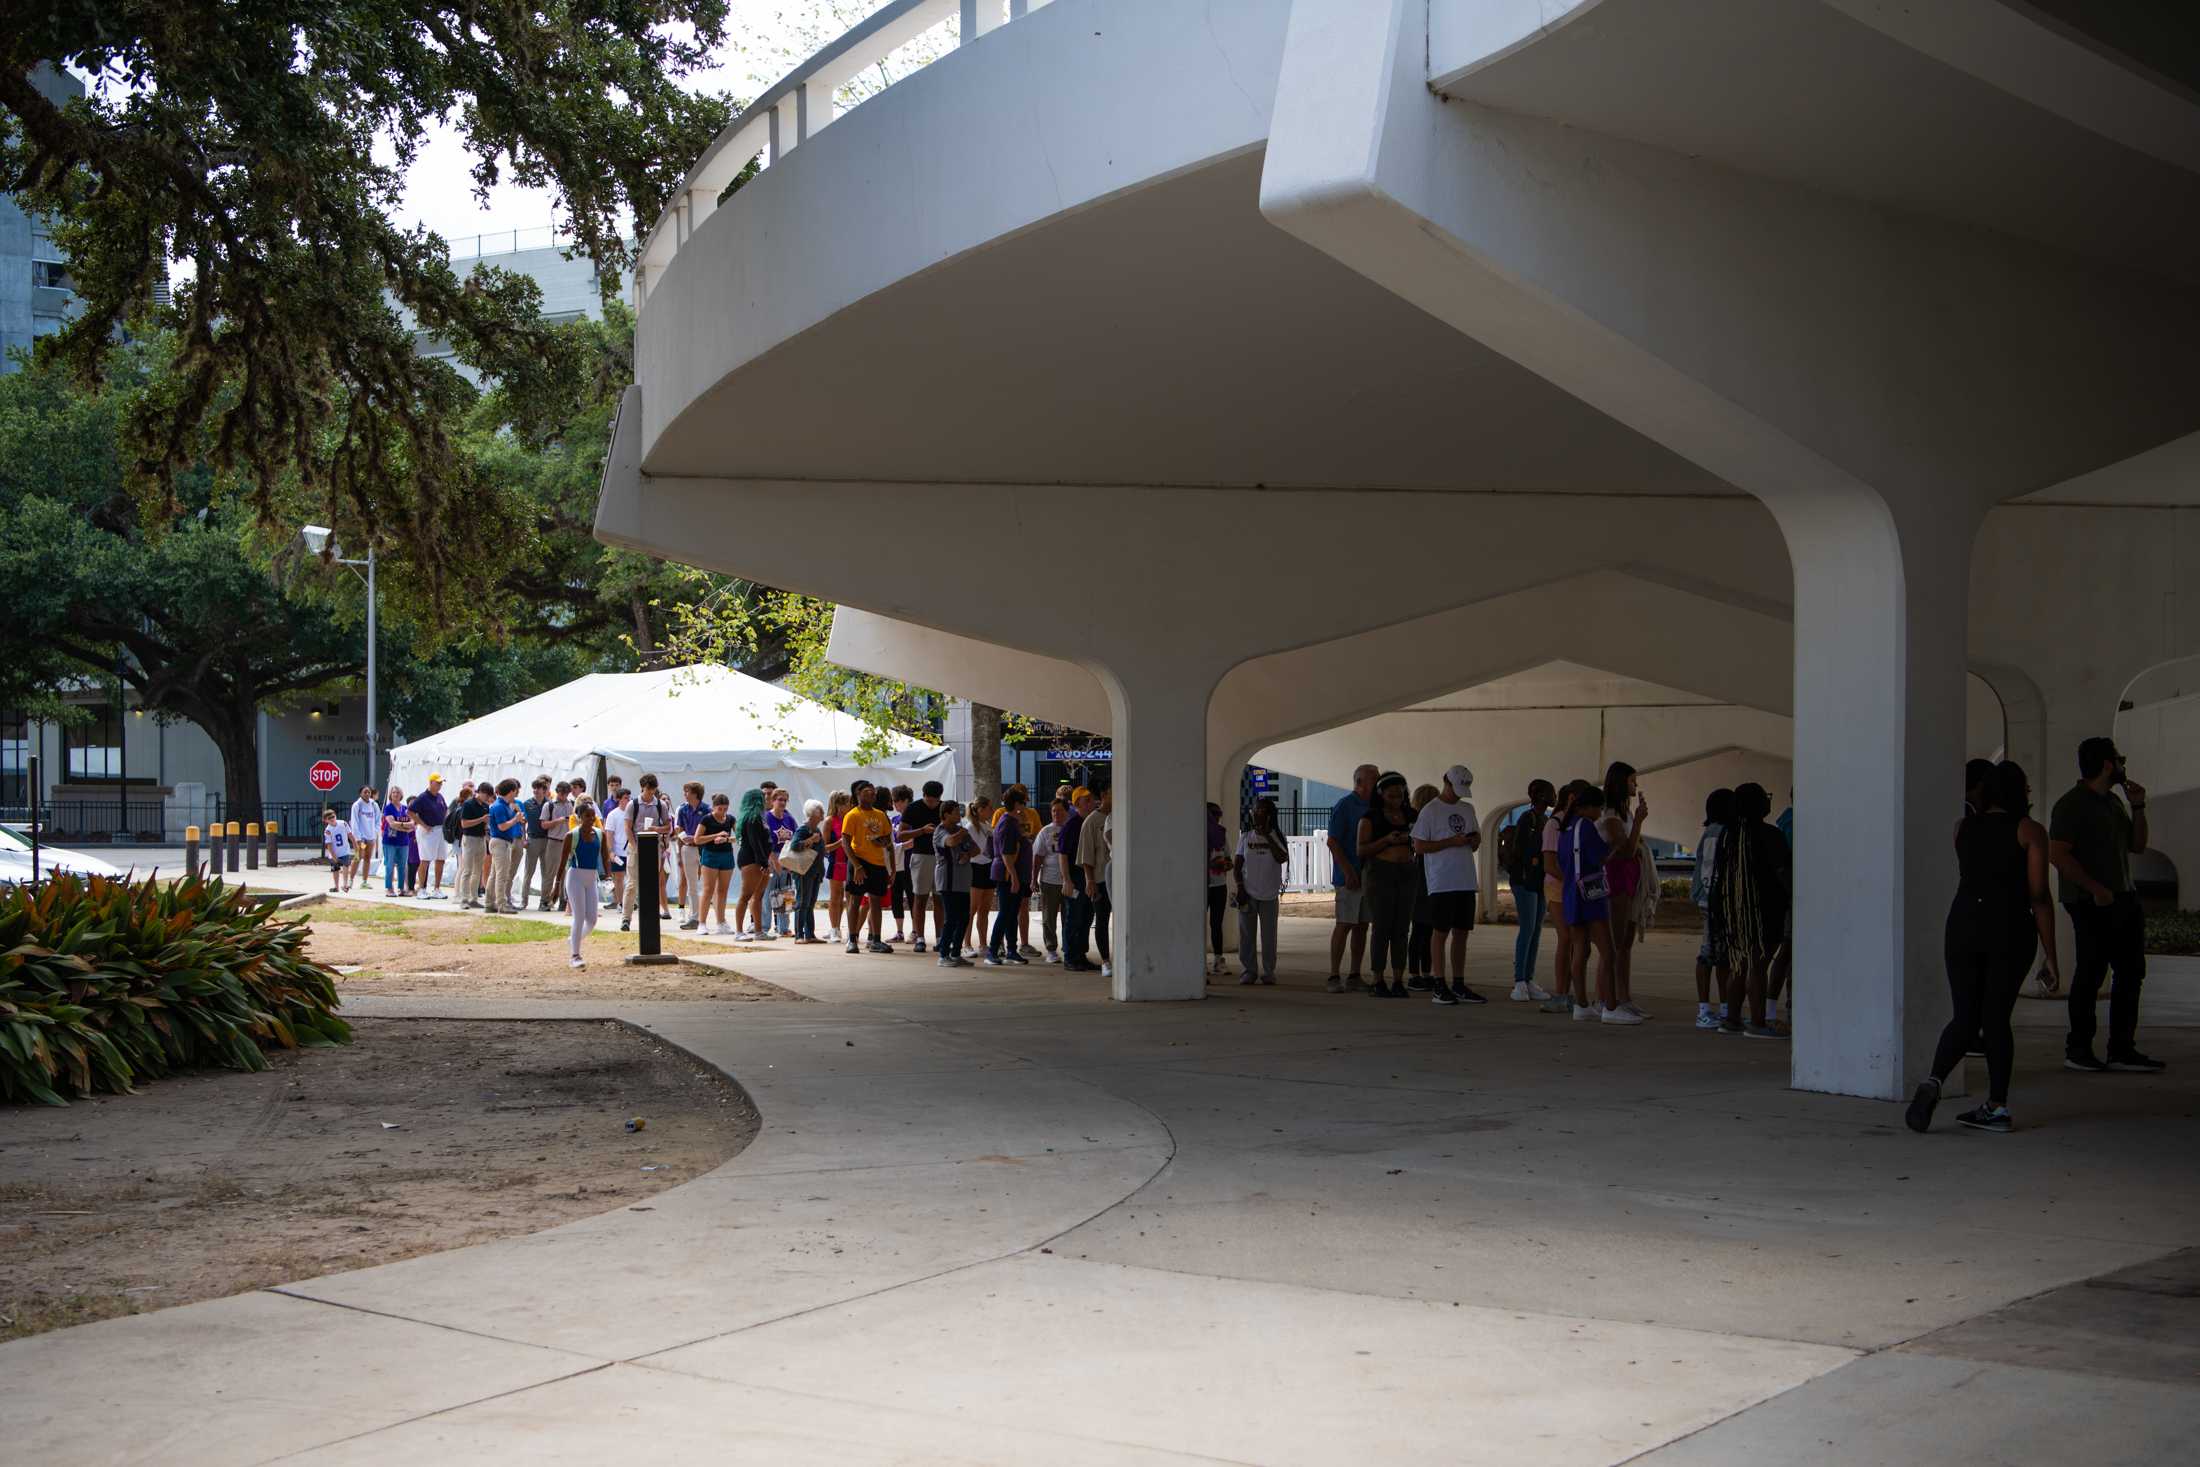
{"left": 2047, "top": 737, "right": 2162, "bottom": 1073}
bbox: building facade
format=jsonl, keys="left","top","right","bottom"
{"left": 0, "top": 63, "right": 84, "bottom": 370}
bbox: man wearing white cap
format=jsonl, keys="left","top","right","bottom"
{"left": 1411, "top": 764, "right": 1488, "bottom": 1006}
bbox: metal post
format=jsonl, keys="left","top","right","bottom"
{"left": 245, "top": 821, "right": 260, "bottom": 870}
{"left": 225, "top": 821, "right": 241, "bottom": 873}
{"left": 185, "top": 824, "right": 200, "bottom": 880}
{"left": 266, "top": 819, "right": 280, "bottom": 868}
{"left": 366, "top": 547, "right": 377, "bottom": 786}
{"left": 625, "top": 830, "right": 678, "bottom": 966}
{"left": 27, "top": 752, "right": 40, "bottom": 886}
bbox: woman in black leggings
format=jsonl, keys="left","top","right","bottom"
{"left": 1908, "top": 761, "right": 2060, "bottom": 1134}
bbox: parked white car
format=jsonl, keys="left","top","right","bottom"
{"left": 0, "top": 825, "right": 130, "bottom": 884}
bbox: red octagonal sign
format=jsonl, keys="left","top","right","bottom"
{"left": 308, "top": 760, "right": 343, "bottom": 793}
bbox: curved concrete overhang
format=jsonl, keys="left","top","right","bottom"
{"left": 1432, "top": 0, "right": 2200, "bottom": 284}
{"left": 631, "top": 0, "right": 1732, "bottom": 497}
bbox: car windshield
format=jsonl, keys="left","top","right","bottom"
{"left": 0, "top": 826, "right": 31, "bottom": 854}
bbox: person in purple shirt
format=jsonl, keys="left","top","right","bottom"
{"left": 674, "top": 781, "right": 708, "bottom": 929}
{"left": 986, "top": 790, "right": 1033, "bottom": 967}
{"left": 409, "top": 780, "right": 451, "bottom": 899}
{"left": 763, "top": 787, "right": 800, "bottom": 937}
{"left": 381, "top": 786, "right": 418, "bottom": 896}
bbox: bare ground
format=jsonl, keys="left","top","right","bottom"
{"left": 302, "top": 904, "right": 806, "bottom": 1004}
{"left": 0, "top": 1018, "right": 758, "bottom": 1342}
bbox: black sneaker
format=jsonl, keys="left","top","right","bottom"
{"left": 1957, "top": 1105, "right": 2013, "bottom": 1133}
{"left": 913, "top": 941, "right": 927, "bottom": 954}
{"left": 1406, "top": 975, "right": 1434, "bottom": 992}
{"left": 1325, "top": 975, "right": 1344, "bottom": 993}
{"left": 846, "top": 941, "right": 861, "bottom": 954}
{"left": 2064, "top": 1050, "right": 2108, "bottom": 1073}
{"left": 2105, "top": 1050, "right": 2167, "bottom": 1073}
{"left": 1365, "top": 980, "right": 1390, "bottom": 999}
{"left": 1905, "top": 1078, "right": 1940, "bottom": 1134}
{"left": 1430, "top": 984, "right": 1458, "bottom": 1006}
{"left": 619, "top": 918, "right": 631, "bottom": 931}
{"left": 1344, "top": 975, "right": 1366, "bottom": 992}
{"left": 1452, "top": 983, "right": 1488, "bottom": 1006}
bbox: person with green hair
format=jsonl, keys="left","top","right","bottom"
{"left": 732, "top": 787, "right": 772, "bottom": 940}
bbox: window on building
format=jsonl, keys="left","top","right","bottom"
{"left": 1, "top": 712, "right": 28, "bottom": 807}
{"left": 64, "top": 705, "right": 124, "bottom": 782}
{"left": 31, "top": 258, "right": 73, "bottom": 292}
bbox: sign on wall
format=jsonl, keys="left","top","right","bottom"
{"left": 308, "top": 759, "right": 343, "bottom": 793}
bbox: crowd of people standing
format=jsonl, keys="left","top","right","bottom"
{"left": 314, "top": 733, "right": 2166, "bottom": 1133}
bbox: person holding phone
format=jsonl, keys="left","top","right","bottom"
{"left": 2048, "top": 738, "right": 2164, "bottom": 1073}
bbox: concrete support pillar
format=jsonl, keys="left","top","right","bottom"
{"left": 1096, "top": 663, "right": 1220, "bottom": 1001}
{"left": 1780, "top": 494, "right": 1978, "bottom": 1100}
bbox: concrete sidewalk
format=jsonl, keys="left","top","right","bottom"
{"left": 5, "top": 879, "right": 2196, "bottom": 1463}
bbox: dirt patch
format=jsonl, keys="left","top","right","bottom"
{"left": 303, "top": 905, "right": 805, "bottom": 1003}
{"left": 0, "top": 1018, "right": 758, "bottom": 1342}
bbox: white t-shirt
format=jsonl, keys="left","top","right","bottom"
{"left": 349, "top": 798, "right": 381, "bottom": 843}
{"left": 1032, "top": 824, "right": 1065, "bottom": 885}
{"left": 1412, "top": 797, "right": 1480, "bottom": 894}
{"left": 1237, "top": 828, "right": 1287, "bottom": 902}
{"left": 605, "top": 804, "right": 631, "bottom": 862}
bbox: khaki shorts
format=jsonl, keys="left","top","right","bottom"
{"left": 1334, "top": 882, "right": 1366, "bottom": 926}
{"left": 909, "top": 856, "right": 937, "bottom": 896}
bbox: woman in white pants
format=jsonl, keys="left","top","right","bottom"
{"left": 566, "top": 802, "right": 605, "bottom": 967}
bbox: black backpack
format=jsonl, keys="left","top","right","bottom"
{"left": 442, "top": 803, "right": 465, "bottom": 842}
{"left": 1505, "top": 808, "right": 1546, "bottom": 885}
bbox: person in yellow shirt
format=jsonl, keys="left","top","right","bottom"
{"left": 836, "top": 780, "right": 895, "bottom": 954}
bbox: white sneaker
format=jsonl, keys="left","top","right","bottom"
{"left": 1572, "top": 1003, "right": 1599, "bottom": 1022}
{"left": 1526, "top": 982, "right": 1552, "bottom": 1001}
{"left": 1510, "top": 982, "right": 1534, "bottom": 1001}
{"left": 1620, "top": 1001, "right": 1653, "bottom": 1020}
{"left": 1601, "top": 1005, "right": 1646, "bottom": 1026}
{"left": 1101, "top": 962, "right": 1113, "bottom": 979}
{"left": 713, "top": 922, "right": 733, "bottom": 936}
{"left": 827, "top": 929, "right": 841, "bottom": 944}
{"left": 569, "top": 957, "right": 585, "bottom": 969}
{"left": 1044, "top": 949, "right": 1060, "bottom": 964}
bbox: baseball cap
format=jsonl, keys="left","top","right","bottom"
{"left": 1443, "top": 764, "right": 1474, "bottom": 798}
{"left": 427, "top": 772, "right": 444, "bottom": 783}
{"left": 1072, "top": 787, "right": 1092, "bottom": 802}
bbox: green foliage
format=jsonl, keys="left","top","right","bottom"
{"left": 0, "top": 2, "right": 734, "bottom": 603}
{"left": 0, "top": 873, "right": 351, "bottom": 1107}
{"left": 2145, "top": 909, "right": 2200, "bottom": 956}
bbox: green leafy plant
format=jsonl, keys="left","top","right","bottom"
{"left": 0, "top": 873, "right": 350, "bottom": 1106}
{"left": 2145, "top": 909, "right": 2200, "bottom": 956}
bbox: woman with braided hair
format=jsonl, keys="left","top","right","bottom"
{"left": 1712, "top": 783, "right": 1791, "bottom": 1038}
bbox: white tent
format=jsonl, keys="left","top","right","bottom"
{"left": 385, "top": 665, "right": 957, "bottom": 812}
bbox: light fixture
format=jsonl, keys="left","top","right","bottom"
{"left": 310, "top": 709, "right": 321, "bottom": 719}
{"left": 301, "top": 524, "right": 334, "bottom": 556}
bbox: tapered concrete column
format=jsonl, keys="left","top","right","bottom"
{"left": 1095, "top": 662, "right": 1222, "bottom": 1001}
{"left": 1780, "top": 494, "right": 1979, "bottom": 1099}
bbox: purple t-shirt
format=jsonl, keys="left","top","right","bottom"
{"left": 990, "top": 817, "right": 1032, "bottom": 886}
{"left": 409, "top": 791, "right": 448, "bottom": 831}
{"left": 765, "top": 809, "right": 798, "bottom": 847}
{"left": 381, "top": 800, "right": 416, "bottom": 853}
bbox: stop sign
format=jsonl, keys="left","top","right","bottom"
{"left": 308, "top": 760, "right": 343, "bottom": 793}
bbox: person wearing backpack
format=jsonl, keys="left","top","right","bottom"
{"left": 1500, "top": 780, "right": 1557, "bottom": 1002}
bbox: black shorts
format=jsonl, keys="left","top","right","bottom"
{"left": 972, "top": 868, "right": 997, "bottom": 891}
{"left": 849, "top": 858, "right": 888, "bottom": 895}
{"left": 1429, "top": 890, "right": 1476, "bottom": 933}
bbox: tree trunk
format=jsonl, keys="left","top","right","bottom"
{"left": 631, "top": 592, "right": 657, "bottom": 665}
{"left": 207, "top": 704, "right": 263, "bottom": 831}
{"left": 970, "top": 702, "right": 1003, "bottom": 796}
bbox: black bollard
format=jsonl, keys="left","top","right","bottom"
{"left": 225, "top": 821, "right": 241, "bottom": 874}
{"left": 245, "top": 821, "right": 260, "bottom": 871}
{"left": 625, "top": 829, "right": 679, "bottom": 967}
{"left": 185, "top": 824, "right": 201, "bottom": 880}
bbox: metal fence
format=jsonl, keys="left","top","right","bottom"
{"left": 0, "top": 799, "right": 174, "bottom": 842}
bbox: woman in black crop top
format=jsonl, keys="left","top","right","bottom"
{"left": 1908, "top": 761, "right": 2059, "bottom": 1134}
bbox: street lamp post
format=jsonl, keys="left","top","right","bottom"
{"left": 301, "top": 525, "right": 378, "bottom": 785}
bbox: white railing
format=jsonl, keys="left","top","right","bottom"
{"left": 631, "top": 0, "right": 1058, "bottom": 310}
{"left": 448, "top": 224, "right": 578, "bottom": 261}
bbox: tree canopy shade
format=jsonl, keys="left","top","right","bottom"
{"left": 0, "top": 0, "right": 733, "bottom": 602}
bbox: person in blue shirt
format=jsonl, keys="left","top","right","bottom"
{"left": 409, "top": 777, "right": 451, "bottom": 899}
{"left": 565, "top": 800, "right": 605, "bottom": 966}
{"left": 486, "top": 778, "right": 527, "bottom": 914}
{"left": 1325, "top": 765, "right": 1377, "bottom": 992}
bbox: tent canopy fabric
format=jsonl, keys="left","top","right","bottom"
{"left": 385, "top": 665, "right": 957, "bottom": 813}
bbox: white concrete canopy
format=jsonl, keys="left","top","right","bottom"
{"left": 602, "top": 0, "right": 2200, "bottom": 1098}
